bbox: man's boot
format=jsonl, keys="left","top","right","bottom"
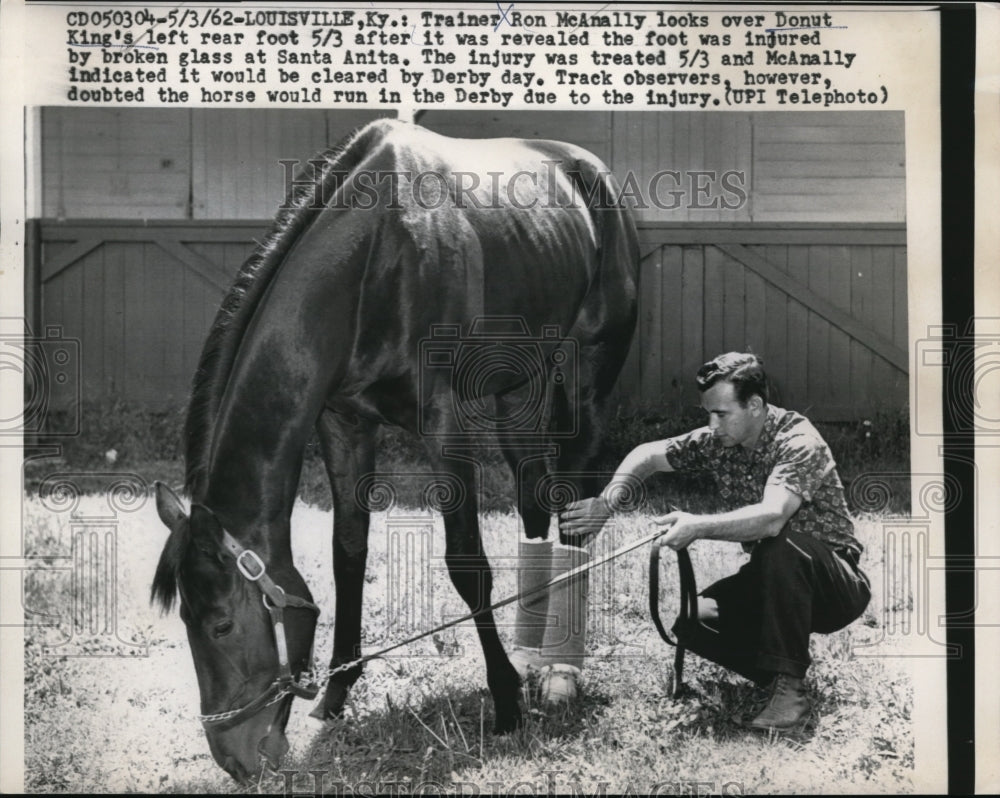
{"left": 748, "top": 673, "right": 809, "bottom": 730}
{"left": 538, "top": 543, "right": 590, "bottom": 704}
{"left": 739, "top": 679, "right": 774, "bottom": 724}
{"left": 509, "top": 539, "right": 554, "bottom": 681}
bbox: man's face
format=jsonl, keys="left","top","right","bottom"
{"left": 700, "top": 380, "right": 763, "bottom": 448}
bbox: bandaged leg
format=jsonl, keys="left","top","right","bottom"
{"left": 509, "top": 539, "right": 554, "bottom": 681}
{"left": 538, "top": 542, "right": 590, "bottom": 703}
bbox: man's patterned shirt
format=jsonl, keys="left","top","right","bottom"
{"left": 663, "top": 405, "right": 861, "bottom": 557}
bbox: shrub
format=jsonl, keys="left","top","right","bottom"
{"left": 816, "top": 405, "right": 911, "bottom": 515}
{"left": 42, "top": 398, "right": 185, "bottom": 467}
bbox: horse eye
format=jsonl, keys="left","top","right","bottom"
{"left": 212, "top": 620, "right": 234, "bottom": 639}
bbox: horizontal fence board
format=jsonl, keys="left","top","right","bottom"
{"left": 753, "top": 199, "right": 906, "bottom": 223}
{"left": 41, "top": 108, "right": 906, "bottom": 225}
{"left": 42, "top": 108, "right": 191, "bottom": 219}
{"left": 39, "top": 220, "right": 271, "bottom": 243}
{"left": 756, "top": 142, "right": 905, "bottom": 163}
{"left": 635, "top": 222, "right": 906, "bottom": 247}
{"left": 753, "top": 124, "right": 904, "bottom": 144}
{"left": 750, "top": 111, "right": 895, "bottom": 127}
{"left": 753, "top": 159, "right": 905, "bottom": 179}
{"left": 755, "top": 177, "right": 905, "bottom": 197}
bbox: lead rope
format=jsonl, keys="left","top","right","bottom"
{"left": 648, "top": 538, "right": 698, "bottom": 697}
{"left": 301, "top": 526, "right": 674, "bottom": 695}
{"left": 203, "top": 523, "right": 689, "bottom": 726}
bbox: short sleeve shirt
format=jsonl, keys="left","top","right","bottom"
{"left": 663, "top": 405, "right": 861, "bottom": 557}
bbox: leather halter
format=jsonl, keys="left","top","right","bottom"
{"left": 197, "top": 530, "right": 321, "bottom": 730}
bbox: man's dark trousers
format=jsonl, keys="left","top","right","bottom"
{"left": 673, "top": 529, "right": 872, "bottom": 683}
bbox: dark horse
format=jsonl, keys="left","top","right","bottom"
{"left": 151, "top": 119, "right": 638, "bottom": 783}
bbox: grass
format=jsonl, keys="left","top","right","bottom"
{"left": 19, "top": 398, "right": 912, "bottom": 792}
{"left": 20, "top": 494, "right": 914, "bottom": 794}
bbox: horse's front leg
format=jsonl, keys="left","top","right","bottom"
{"left": 432, "top": 452, "right": 522, "bottom": 733}
{"left": 313, "top": 409, "right": 376, "bottom": 720}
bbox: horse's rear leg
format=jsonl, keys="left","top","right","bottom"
{"left": 549, "top": 347, "right": 630, "bottom": 532}
{"left": 313, "top": 409, "right": 376, "bottom": 720}
{"left": 432, "top": 451, "right": 522, "bottom": 733}
{"left": 494, "top": 427, "right": 555, "bottom": 542}
{"left": 494, "top": 427, "right": 559, "bottom": 679}
{"left": 496, "top": 362, "right": 616, "bottom": 699}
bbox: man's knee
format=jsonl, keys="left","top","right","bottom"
{"left": 752, "top": 533, "right": 813, "bottom": 573}
{"left": 697, "top": 597, "right": 720, "bottom": 629}
{"left": 672, "top": 597, "right": 720, "bottom": 641}
{"left": 753, "top": 532, "right": 788, "bottom": 557}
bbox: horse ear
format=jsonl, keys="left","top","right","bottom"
{"left": 189, "top": 503, "right": 225, "bottom": 551}
{"left": 155, "top": 481, "right": 188, "bottom": 531}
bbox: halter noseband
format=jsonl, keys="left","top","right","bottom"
{"left": 197, "top": 530, "right": 320, "bottom": 730}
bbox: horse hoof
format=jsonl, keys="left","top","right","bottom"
{"left": 314, "top": 682, "right": 350, "bottom": 721}
{"left": 539, "top": 664, "right": 581, "bottom": 705}
{"left": 492, "top": 709, "right": 523, "bottom": 735}
{"left": 308, "top": 702, "right": 343, "bottom": 722}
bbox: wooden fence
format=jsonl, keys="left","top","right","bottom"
{"left": 617, "top": 222, "right": 908, "bottom": 420}
{"left": 26, "top": 219, "right": 907, "bottom": 420}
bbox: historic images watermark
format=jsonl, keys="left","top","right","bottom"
{"left": 278, "top": 768, "right": 745, "bottom": 796}
{"left": 279, "top": 160, "right": 748, "bottom": 214}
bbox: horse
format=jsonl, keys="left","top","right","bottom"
{"left": 151, "top": 118, "right": 639, "bottom": 783}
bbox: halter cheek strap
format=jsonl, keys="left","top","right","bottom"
{"left": 197, "top": 531, "right": 321, "bottom": 730}
{"left": 219, "top": 531, "right": 321, "bottom": 618}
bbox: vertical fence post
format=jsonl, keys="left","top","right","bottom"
{"left": 23, "top": 218, "right": 42, "bottom": 448}
{"left": 24, "top": 219, "right": 41, "bottom": 336}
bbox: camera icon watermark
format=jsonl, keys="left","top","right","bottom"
{"left": 914, "top": 317, "right": 1000, "bottom": 436}
{"left": 0, "top": 320, "right": 81, "bottom": 437}
{"left": 418, "top": 316, "right": 578, "bottom": 439}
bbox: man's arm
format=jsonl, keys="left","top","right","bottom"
{"left": 657, "top": 483, "right": 803, "bottom": 550}
{"left": 559, "top": 441, "right": 676, "bottom": 540}
{"left": 602, "top": 441, "right": 675, "bottom": 508}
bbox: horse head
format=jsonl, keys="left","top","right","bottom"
{"left": 150, "top": 482, "right": 318, "bottom": 784}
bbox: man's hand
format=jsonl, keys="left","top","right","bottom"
{"left": 559, "top": 496, "right": 613, "bottom": 546}
{"left": 654, "top": 510, "right": 703, "bottom": 550}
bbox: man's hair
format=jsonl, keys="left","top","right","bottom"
{"left": 696, "top": 352, "right": 769, "bottom": 405}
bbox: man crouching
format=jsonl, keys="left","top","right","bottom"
{"left": 560, "top": 352, "right": 872, "bottom": 730}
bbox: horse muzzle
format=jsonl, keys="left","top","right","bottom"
{"left": 207, "top": 697, "right": 293, "bottom": 783}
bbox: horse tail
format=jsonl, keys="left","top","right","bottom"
{"left": 183, "top": 120, "right": 395, "bottom": 494}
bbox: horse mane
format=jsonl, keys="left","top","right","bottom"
{"left": 183, "top": 118, "right": 395, "bottom": 496}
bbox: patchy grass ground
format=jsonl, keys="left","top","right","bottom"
{"left": 22, "top": 495, "right": 913, "bottom": 794}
